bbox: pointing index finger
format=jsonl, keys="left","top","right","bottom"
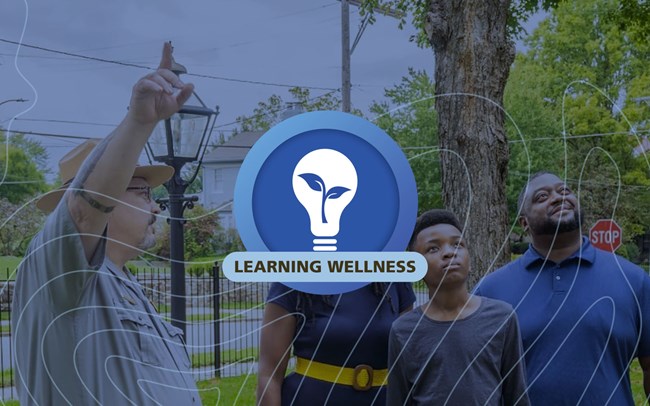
{"left": 158, "top": 42, "right": 173, "bottom": 70}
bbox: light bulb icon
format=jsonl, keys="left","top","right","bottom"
{"left": 292, "top": 148, "right": 358, "bottom": 251}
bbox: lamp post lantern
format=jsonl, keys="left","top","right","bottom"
{"left": 146, "top": 57, "right": 219, "bottom": 337}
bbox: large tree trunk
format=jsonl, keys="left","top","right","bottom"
{"left": 427, "top": 0, "right": 514, "bottom": 288}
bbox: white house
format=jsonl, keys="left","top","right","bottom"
{"left": 201, "top": 131, "right": 264, "bottom": 230}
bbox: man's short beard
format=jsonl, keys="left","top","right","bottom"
{"left": 530, "top": 209, "right": 584, "bottom": 236}
{"left": 138, "top": 216, "right": 157, "bottom": 251}
{"left": 138, "top": 231, "right": 156, "bottom": 251}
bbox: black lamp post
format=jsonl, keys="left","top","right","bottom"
{"left": 146, "top": 57, "right": 219, "bottom": 337}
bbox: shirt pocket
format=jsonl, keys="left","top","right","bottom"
{"left": 162, "top": 321, "right": 192, "bottom": 370}
{"left": 113, "top": 299, "right": 162, "bottom": 367}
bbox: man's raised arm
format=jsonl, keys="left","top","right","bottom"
{"left": 66, "top": 42, "right": 193, "bottom": 261}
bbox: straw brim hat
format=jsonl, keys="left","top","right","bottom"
{"left": 36, "top": 139, "right": 174, "bottom": 213}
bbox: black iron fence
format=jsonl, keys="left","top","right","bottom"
{"left": 0, "top": 263, "right": 271, "bottom": 401}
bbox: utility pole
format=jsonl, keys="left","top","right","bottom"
{"left": 341, "top": 0, "right": 351, "bottom": 113}
{"left": 340, "top": 1, "right": 403, "bottom": 113}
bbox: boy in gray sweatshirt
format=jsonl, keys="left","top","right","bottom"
{"left": 387, "top": 209, "right": 530, "bottom": 405}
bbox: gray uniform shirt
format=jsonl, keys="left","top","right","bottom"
{"left": 11, "top": 201, "right": 200, "bottom": 405}
{"left": 387, "top": 296, "right": 530, "bottom": 406}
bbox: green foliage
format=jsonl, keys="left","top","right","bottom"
{"left": 214, "top": 228, "right": 245, "bottom": 255}
{"left": 0, "top": 199, "right": 44, "bottom": 256}
{"left": 186, "top": 259, "right": 214, "bottom": 277}
{"left": 505, "top": 0, "right": 650, "bottom": 245}
{"left": 0, "top": 368, "right": 13, "bottom": 388}
{"left": 183, "top": 164, "right": 203, "bottom": 195}
{"left": 184, "top": 204, "right": 221, "bottom": 260}
{"left": 504, "top": 54, "right": 566, "bottom": 228}
{"left": 617, "top": 242, "right": 640, "bottom": 262}
{"left": 0, "top": 132, "right": 49, "bottom": 173}
{"left": 0, "top": 144, "right": 47, "bottom": 204}
{"left": 359, "top": 0, "right": 561, "bottom": 47}
{"left": 369, "top": 68, "right": 441, "bottom": 213}
{"left": 154, "top": 204, "right": 222, "bottom": 261}
{"left": 151, "top": 185, "right": 168, "bottom": 202}
{"left": 235, "top": 87, "right": 357, "bottom": 133}
{"left": 150, "top": 168, "right": 202, "bottom": 197}
{"left": 125, "top": 263, "right": 138, "bottom": 275}
{"left": 608, "top": 0, "right": 650, "bottom": 39}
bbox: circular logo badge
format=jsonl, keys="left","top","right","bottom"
{"left": 234, "top": 111, "right": 418, "bottom": 294}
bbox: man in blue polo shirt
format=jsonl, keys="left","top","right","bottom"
{"left": 475, "top": 171, "right": 650, "bottom": 405}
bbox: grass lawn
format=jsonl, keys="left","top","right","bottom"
{"left": 126, "top": 257, "right": 219, "bottom": 276}
{"left": 200, "top": 368, "right": 647, "bottom": 405}
{"left": 186, "top": 256, "right": 222, "bottom": 275}
{"left": 192, "top": 348, "right": 259, "bottom": 368}
{"left": 126, "top": 260, "right": 177, "bottom": 275}
{"left": 220, "top": 301, "right": 263, "bottom": 310}
{"left": 1, "top": 255, "right": 230, "bottom": 280}
{"left": 0, "top": 365, "right": 645, "bottom": 404}
{"left": 0, "top": 257, "right": 23, "bottom": 280}
{"left": 157, "top": 303, "right": 263, "bottom": 313}
{"left": 161, "top": 313, "right": 242, "bottom": 323}
{"left": 197, "top": 374, "right": 256, "bottom": 405}
{"left": 0, "top": 368, "right": 13, "bottom": 388}
{"left": 0, "top": 374, "right": 257, "bottom": 405}
{"left": 190, "top": 313, "right": 242, "bottom": 322}
{"left": 631, "top": 359, "right": 648, "bottom": 405}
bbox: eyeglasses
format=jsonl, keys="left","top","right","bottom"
{"left": 126, "top": 186, "right": 152, "bottom": 203}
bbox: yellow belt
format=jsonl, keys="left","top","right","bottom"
{"left": 295, "top": 356, "right": 388, "bottom": 391}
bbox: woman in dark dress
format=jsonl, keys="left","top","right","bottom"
{"left": 257, "top": 282, "right": 415, "bottom": 405}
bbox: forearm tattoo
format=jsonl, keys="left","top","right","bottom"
{"left": 74, "top": 189, "right": 115, "bottom": 213}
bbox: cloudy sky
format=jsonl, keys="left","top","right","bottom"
{"left": 0, "top": 0, "right": 440, "bottom": 177}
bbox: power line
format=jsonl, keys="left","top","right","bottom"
{"left": 272, "top": 2, "right": 339, "bottom": 20}
{"left": 212, "top": 88, "right": 342, "bottom": 130}
{"left": 4, "top": 121, "right": 648, "bottom": 144}
{"left": 7, "top": 126, "right": 650, "bottom": 159}
{"left": 0, "top": 180, "right": 44, "bottom": 184}
{"left": 0, "top": 129, "right": 94, "bottom": 141}
{"left": 509, "top": 129, "right": 650, "bottom": 143}
{"left": 0, "top": 38, "right": 337, "bottom": 91}
{"left": 509, "top": 171, "right": 650, "bottom": 191}
{"left": 15, "top": 118, "right": 117, "bottom": 127}
{"left": 2, "top": 89, "right": 342, "bottom": 140}
{"left": 396, "top": 129, "right": 650, "bottom": 149}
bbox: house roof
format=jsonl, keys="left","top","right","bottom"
{"left": 203, "top": 131, "right": 265, "bottom": 163}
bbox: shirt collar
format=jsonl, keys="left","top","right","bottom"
{"left": 104, "top": 258, "right": 137, "bottom": 282}
{"left": 522, "top": 236, "right": 596, "bottom": 270}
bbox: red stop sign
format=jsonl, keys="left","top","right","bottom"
{"left": 589, "top": 219, "right": 622, "bottom": 252}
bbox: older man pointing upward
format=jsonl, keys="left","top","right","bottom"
{"left": 12, "top": 43, "right": 202, "bottom": 405}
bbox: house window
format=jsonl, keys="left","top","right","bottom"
{"left": 223, "top": 213, "right": 234, "bottom": 229}
{"left": 213, "top": 168, "right": 224, "bottom": 193}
